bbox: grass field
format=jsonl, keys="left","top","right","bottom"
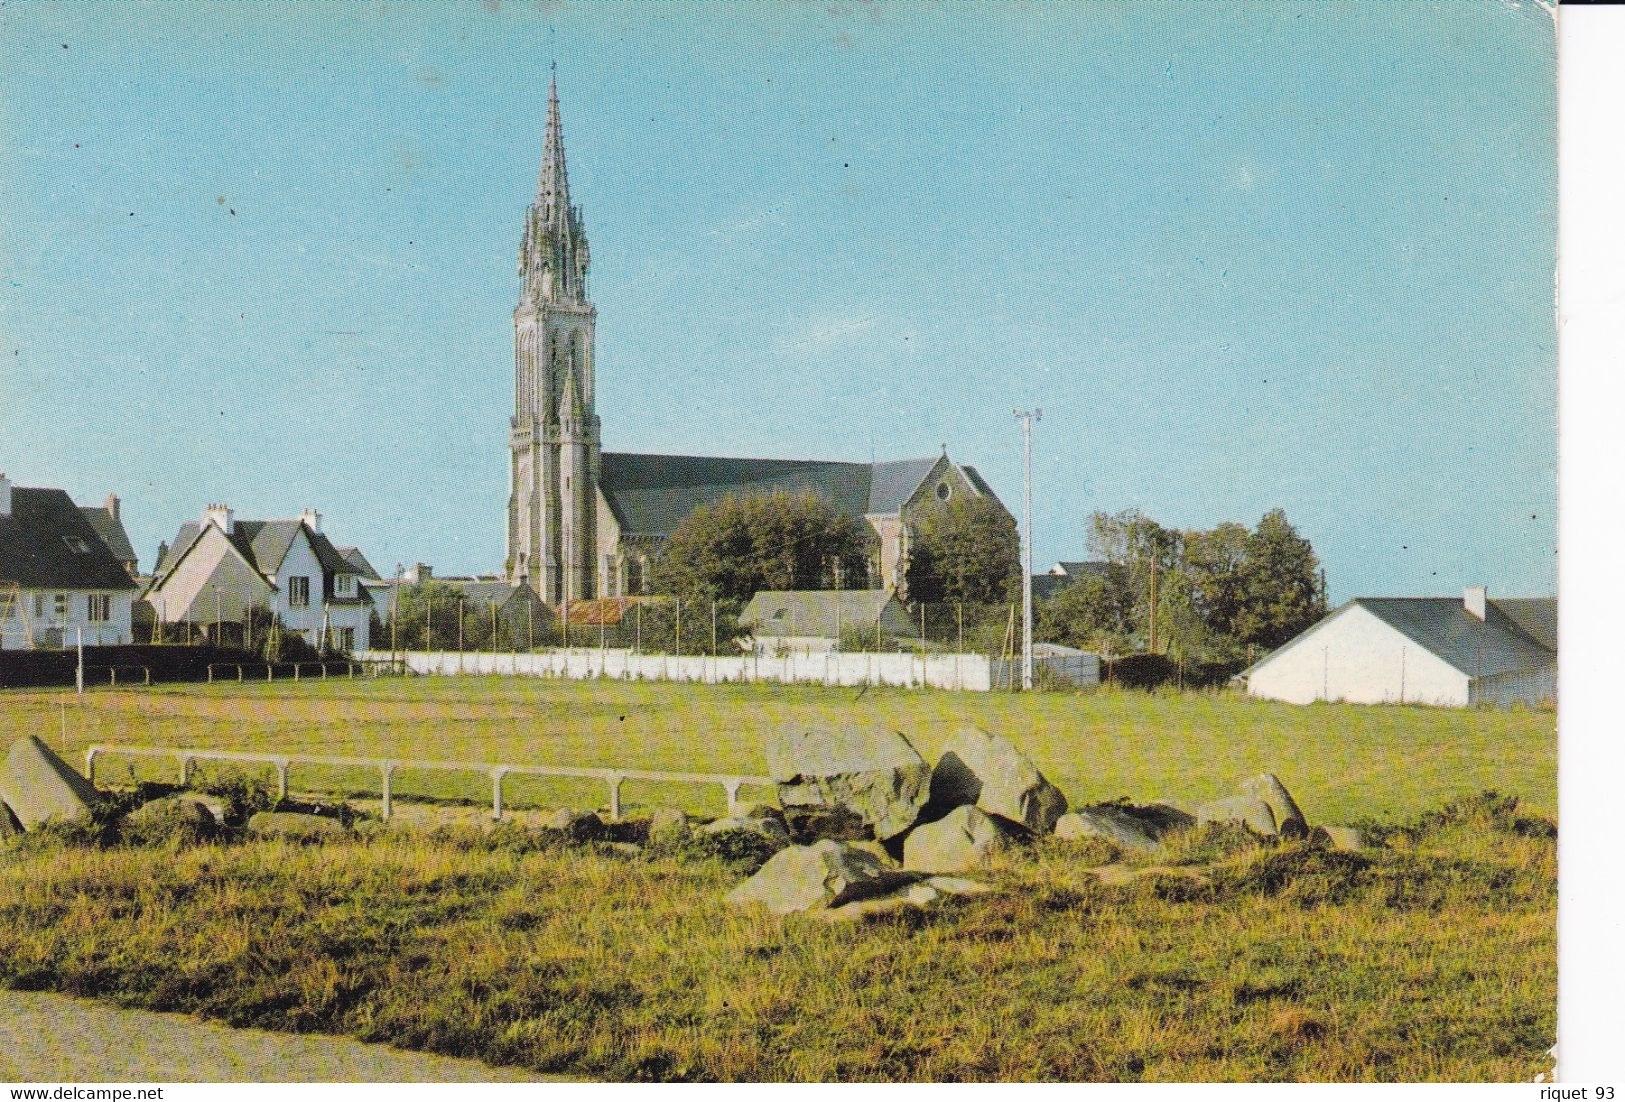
{"left": 1, "top": 676, "right": 1556, "bottom": 823}
{"left": 0, "top": 677, "right": 1557, "bottom": 1082}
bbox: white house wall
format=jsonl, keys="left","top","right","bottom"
{"left": 155, "top": 531, "right": 271, "bottom": 625}
{"left": 1246, "top": 605, "right": 1470, "bottom": 707}
{"left": 1, "top": 589, "right": 133, "bottom": 648}
{"left": 273, "top": 531, "right": 328, "bottom": 641}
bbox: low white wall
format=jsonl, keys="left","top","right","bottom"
{"left": 361, "top": 648, "right": 994, "bottom": 692}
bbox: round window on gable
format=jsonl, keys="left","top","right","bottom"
{"left": 935, "top": 481, "right": 952, "bottom": 502}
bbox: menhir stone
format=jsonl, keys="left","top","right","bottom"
{"left": 1238, "top": 773, "right": 1309, "bottom": 838}
{"left": 767, "top": 724, "right": 931, "bottom": 841}
{"left": 725, "top": 839, "right": 913, "bottom": 915}
{"left": 926, "top": 726, "right": 1068, "bottom": 834}
{"left": 902, "top": 804, "right": 1021, "bottom": 874}
{"left": 0, "top": 736, "right": 100, "bottom": 830}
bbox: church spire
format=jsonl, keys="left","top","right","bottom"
{"left": 520, "top": 64, "right": 589, "bottom": 306}
{"left": 537, "top": 63, "right": 570, "bottom": 218}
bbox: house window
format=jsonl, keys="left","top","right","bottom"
{"left": 288, "top": 576, "right": 310, "bottom": 608}
{"left": 335, "top": 574, "right": 355, "bottom": 598}
{"left": 626, "top": 557, "right": 643, "bottom": 596}
{"left": 53, "top": 593, "right": 68, "bottom": 619}
{"left": 87, "top": 594, "right": 111, "bottom": 623}
{"left": 603, "top": 555, "right": 618, "bottom": 598}
{"left": 333, "top": 626, "right": 355, "bottom": 652}
{"left": 33, "top": 594, "right": 45, "bottom": 619}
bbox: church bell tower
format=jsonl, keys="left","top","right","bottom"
{"left": 508, "top": 68, "right": 599, "bottom": 605}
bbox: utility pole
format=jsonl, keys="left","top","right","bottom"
{"left": 1014, "top": 408, "right": 1041, "bottom": 690}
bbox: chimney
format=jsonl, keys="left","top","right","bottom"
{"left": 299, "top": 508, "right": 322, "bottom": 533}
{"left": 405, "top": 563, "right": 432, "bottom": 583}
{"left": 203, "top": 503, "right": 234, "bottom": 534}
{"left": 1464, "top": 585, "right": 1487, "bottom": 621}
{"left": 0, "top": 473, "right": 10, "bottom": 518}
{"left": 104, "top": 493, "right": 120, "bottom": 522}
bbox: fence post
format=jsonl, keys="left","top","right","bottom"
{"left": 607, "top": 772, "right": 624, "bottom": 821}
{"left": 177, "top": 754, "right": 192, "bottom": 787}
{"left": 380, "top": 763, "right": 395, "bottom": 820}
{"left": 208, "top": 664, "right": 214, "bottom": 684}
{"left": 237, "top": 664, "right": 243, "bottom": 683}
{"left": 274, "top": 759, "right": 289, "bottom": 803}
{"left": 84, "top": 747, "right": 98, "bottom": 785}
{"left": 266, "top": 664, "right": 273, "bottom": 682}
{"left": 294, "top": 662, "right": 300, "bottom": 683}
{"left": 490, "top": 767, "right": 508, "bottom": 820}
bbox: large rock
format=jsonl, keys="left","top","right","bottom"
{"left": 927, "top": 727, "right": 1068, "bottom": 834}
{"left": 0, "top": 736, "right": 100, "bottom": 830}
{"left": 767, "top": 724, "right": 931, "bottom": 840}
{"left": 726, "top": 839, "right": 912, "bottom": 915}
{"left": 0, "top": 801, "right": 21, "bottom": 839}
{"left": 1311, "top": 825, "right": 1364, "bottom": 851}
{"left": 1239, "top": 774, "right": 1308, "bottom": 838}
{"left": 819, "top": 874, "right": 994, "bottom": 922}
{"left": 902, "top": 804, "right": 1020, "bottom": 874}
{"left": 246, "top": 811, "right": 348, "bottom": 840}
{"left": 1195, "top": 795, "right": 1278, "bottom": 837}
{"left": 1054, "top": 806, "right": 1163, "bottom": 854}
{"left": 125, "top": 796, "right": 218, "bottom": 835}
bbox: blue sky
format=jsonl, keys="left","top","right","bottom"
{"left": 1, "top": 1, "right": 1555, "bottom": 599}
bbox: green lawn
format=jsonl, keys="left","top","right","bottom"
{"left": 3, "top": 676, "right": 1556, "bottom": 824}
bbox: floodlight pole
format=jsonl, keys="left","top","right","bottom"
{"left": 1014, "top": 408, "right": 1042, "bottom": 690}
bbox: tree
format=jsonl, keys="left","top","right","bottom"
{"left": 647, "top": 490, "right": 871, "bottom": 605}
{"left": 1234, "top": 508, "right": 1326, "bottom": 648}
{"left": 391, "top": 581, "right": 478, "bottom": 651}
{"left": 1034, "top": 566, "right": 1136, "bottom": 653}
{"left": 903, "top": 495, "right": 1021, "bottom": 606}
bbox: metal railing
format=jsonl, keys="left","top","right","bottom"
{"left": 84, "top": 743, "right": 771, "bottom": 822}
{"left": 86, "top": 665, "right": 152, "bottom": 687}
{"left": 205, "top": 661, "right": 364, "bottom": 684}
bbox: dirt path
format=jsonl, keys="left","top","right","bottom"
{"left": 0, "top": 990, "right": 553, "bottom": 1082}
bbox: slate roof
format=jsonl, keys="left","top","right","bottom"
{"left": 335, "top": 546, "right": 381, "bottom": 581}
{"left": 1054, "top": 560, "right": 1109, "bottom": 578}
{"left": 599, "top": 452, "right": 978, "bottom": 539}
{"left": 740, "top": 589, "right": 917, "bottom": 638}
{"left": 79, "top": 506, "right": 137, "bottom": 568}
{"left": 1490, "top": 597, "right": 1557, "bottom": 652}
{"left": 441, "top": 579, "right": 539, "bottom": 608}
{"left": 0, "top": 488, "right": 138, "bottom": 591}
{"left": 1285, "top": 596, "right": 1558, "bottom": 680}
{"left": 154, "top": 518, "right": 362, "bottom": 584}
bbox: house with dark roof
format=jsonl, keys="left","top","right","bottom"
{"left": 79, "top": 494, "right": 138, "bottom": 578}
{"left": 594, "top": 451, "right": 1002, "bottom": 599}
{"left": 1243, "top": 586, "right": 1556, "bottom": 707}
{"left": 0, "top": 474, "right": 140, "bottom": 648}
{"left": 144, "top": 504, "right": 374, "bottom": 652}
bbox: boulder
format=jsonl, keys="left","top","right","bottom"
{"left": 1139, "top": 800, "right": 1198, "bottom": 833}
{"left": 1195, "top": 795, "right": 1278, "bottom": 837}
{"left": 767, "top": 724, "right": 931, "bottom": 840}
{"left": 1312, "top": 825, "right": 1365, "bottom": 852}
{"left": 704, "top": 815, "right": 789, "bottom": 842}
{"left": 0, "top": 736, "right": 100, "bottom": 830}
{"left": 246, "top": 811, "right": 348, "bottom": 840}
{"left": 902, "top": 805, "right": 1020, "bottom": 874}
{"left": 647, "top": 807, "right": 690, "bottom": 844}
{"left": 1054, "top": 806, "right": 1162, "bottom": 854}
{"left": 819, "top": 874, "right": 991, "bottom": 922}
{"left": 125, "top": 796, "right": 217, "bottom": 833}
{"left": 1239, "top": 773, "right": 1309, "bottom": 838}
{"left": 726, "top": 839, "right": 912, "bottom": 915}
{"left": 926, "top": 727, "right": 1068, "bottom": 834}
{"left": 545, "top": 808, "right": 605, "bottom": 840}
{"left": 0, "top": 801, "right": 21, "bottom": 839}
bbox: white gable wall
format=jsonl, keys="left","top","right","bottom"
{"left": 1246, "top": 604, "right": 1470, "bottom": 707}
{"left": 271, "top": 529, "right": 327, "bottom": 641}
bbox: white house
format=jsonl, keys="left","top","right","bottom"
{"left": 0, "top": 474, "right": 139, "bottom": 649}
{"left": 145, "top": 504, "right": 373, "bottom": 652}
{"left": 1243, "top": 586, "right": 1556, "bottom": 708}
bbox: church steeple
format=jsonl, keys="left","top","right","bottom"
{"left": 509, "top": 66, "right": 600, "bottom": 605}
{"left": 520, "top": 65, "right": 589, "bottom": 306}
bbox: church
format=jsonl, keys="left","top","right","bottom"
{"left": 506, "top": 76, "right": 1006, "bottom": 606}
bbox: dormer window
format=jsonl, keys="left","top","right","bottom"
{"left": 335, "top": 574, "right": 355, "bottom": 597}
{"left": 61, "top": 535, "right": 91, "bottom": 554}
